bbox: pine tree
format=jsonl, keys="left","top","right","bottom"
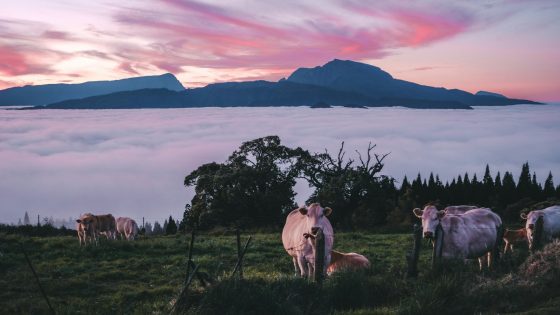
{"left": 23, "top": 211, "right": 30, "bottom": 225}
{"left": 494, "top": 172, "right": 502, "bottom": 191}
{"left": 17, "top": 218, "right": 22, "bottom": 226}
{"left": 517, "top": 162, "right": 531, "bottom": 197}
{"left": 166, "top": 215, "right": 177, "bottom": 235}
{"left": 153, "top": 221, "right": 163, "bottom": 235}
{"left": 530, "top": 172, "right": 542, "bottom": 200}
{"left": 543, "top": 171, "right": 555, "bottom": 198}
{"left": 144, "top": 222, "right": 153, "bottom": 235}
{"left": 502, "top": 172, "right": 517, "bottom": 205}
{"left": 400, "top": 176, "right": 410, "bottom": 193}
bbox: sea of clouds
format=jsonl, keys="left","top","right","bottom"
{"left": 1, "top": 105, "right": 559, "bottom": 224}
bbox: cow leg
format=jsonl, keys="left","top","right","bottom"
{"left": 478, "top": 255, "right": 487, "bottom": 271}
{"left": 292, "top": 257, "right": 300, "bottom": 277}
{"left": 307, "top": 262, "right": 314, "bottom": 277}
{"left": 297, "top": 256, "right": 308, "bottom": 277}
{"left": 503, "top": 242, "right": 509, "bottom": 254}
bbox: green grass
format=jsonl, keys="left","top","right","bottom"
{"left": 1, "top": 232, "right": 558, "bottom": 314}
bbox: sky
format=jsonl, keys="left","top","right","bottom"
{"left": 0, "top": 0, "right": 559, "bottom": 101}
{"left": 1, "top": 105, "right": 559, "bottom": 224}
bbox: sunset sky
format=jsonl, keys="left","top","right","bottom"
{"left": 1, "top": 0, "right": 559, "bottom": 101}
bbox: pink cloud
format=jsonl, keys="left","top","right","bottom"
{"left": 41, "top": 30, "right": 71, "bottom": 40}
{"left": 117, "top": 62, "right": 140, "bottom": 75}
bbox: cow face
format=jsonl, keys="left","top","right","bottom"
{"left": 520, "top": 211, "right": 543, "bottom": 248}
{"left": 413, "top": 205, "right": 445, "bottom": 239}
{"left": 299, "top": 203, "right": 332, "bottom": 238}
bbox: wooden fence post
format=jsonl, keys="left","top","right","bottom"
{"left": 432, "top": 223, "right": 443, "bottom": 269}
{"left": 490, "top": 224, "right": 504, "bottom": 269}
{"left": 236, "top": 229, "right": 243, "bottom": 279}
{"left": 531, "top": 216, "right": 544, "bottom": 253}
{"left": 406, "top": 223, "right": 422, "bottom": 278}
{"left": 231, "top": 236, "right": 252, "bottom": 278}
{"left": 313, "top": 228, "right": 325, "bottom": 284}
{"left": 183, "top": 229, "right": 195, "bottom": 286}
{"left": 21, "top": 243, "right": 55, "bottom": 315}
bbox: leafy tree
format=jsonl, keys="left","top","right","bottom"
{"left": 303, "top": 142, "right": 394, "bottom": 228}
{"left": 184, "top": 136, "right": 303, "bottom": 229}
{"left": 166, "top": 215, "right": 177, "bottom": 235}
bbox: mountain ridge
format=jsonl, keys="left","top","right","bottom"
{"left": 7, "top": 59, "right": 541, "bottom": 109}
{"left": 0, "top": 73, "right": 185, "bottom": 106}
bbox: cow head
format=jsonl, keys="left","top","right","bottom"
{"left": 76, "top": 214, "right": 96, "bottom": 236}
{"left": 413, "top": 205, "right": 445, "bottom": 239}
{"left": 520, "top": 210, "right": 543, "bottom": 248}
{"left": 299, "top": 203, "right": 332, "bottom": 240}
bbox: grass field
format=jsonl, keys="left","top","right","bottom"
{"left": 1, "top": 231, "right": 559, "bottom": 314}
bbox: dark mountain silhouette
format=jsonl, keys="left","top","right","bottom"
{"left": 286, "top": 59, "right": 537, "bottom": 106}
{"left": 21, "top": 59, "right": 540, "bottom": 110}
{"left": 476, "top": 90, "right": 506, "bottom": 98}
{"left": 0, "top": 73, "right": 184, "bottom": 106}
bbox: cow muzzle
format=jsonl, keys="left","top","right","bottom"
{"left": 423, "top": 231, "right": 434, "bottom": 239}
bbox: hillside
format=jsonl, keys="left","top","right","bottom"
{"left": 2, "top": 232, "right": 559, "bottom": 314}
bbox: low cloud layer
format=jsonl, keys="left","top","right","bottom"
{"left": 1, "top": 105, "right": 559, "bottom": 224}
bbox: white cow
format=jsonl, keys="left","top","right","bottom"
{"left": 282, "top": 203, "right": 334, "bottom": 277}
{"left": 521, "top": 205, "right": 560, "bottom": 249}
{"left": 116, "top": 217, "right": 139, "bottom": 241}
{"left": 443, "top": 205, "right": 478, "bottom": 215}
{"left": 413, "top": 205, "right": 502, "bottom": 269}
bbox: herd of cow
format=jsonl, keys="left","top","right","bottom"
{"left": 75, "top": 213, "right": 139, "bottom": 246}
{"left": 74, "top": 203, "right": 560, "bottom": 277}
{"left": 282, "top": 203, "right": 560, "bottom": 277}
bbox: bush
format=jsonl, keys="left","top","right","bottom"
{"left": 0, "top": 224, "right": 76, "bottom": 237}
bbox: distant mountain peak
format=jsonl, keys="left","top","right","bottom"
{"left": 286, "top": 59, "right": 393, "bottom": 90}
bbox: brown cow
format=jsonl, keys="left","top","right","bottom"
{"left": 327, "top": 250, "right": 370, "bottom": 275}
{"left": 502, "top": 228, "right": 527, "bottom": 254}
{"left": 76, "top": 213, "right": 117, "bottom": 245}
{"left": 76, "top": 213, "right": 97, "bottom": 245}
{"left": 76, "top": 222, "right": 86, "bottom": 246}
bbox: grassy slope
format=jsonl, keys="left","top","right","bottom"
{"left": 1, "top": 232, "right": 557, "bottom": 314}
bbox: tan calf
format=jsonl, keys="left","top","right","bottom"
{"left": 327, "top": 250, "right": 370, "bottom": 275}
{"left": 502, "top": 228, "right": 527, "bottom": 254}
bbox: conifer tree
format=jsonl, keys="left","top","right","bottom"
{"left": 517, "top": 162, "right": 531, "bottom": 197}
{"left": 543, "top": 171, "right": 555, "bottom": 198}
{"left": 23, "top": 211, "right": 30, "bottom": 225}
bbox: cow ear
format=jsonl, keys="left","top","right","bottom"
{"left": 324, "top": 207, "right": 332, "bottom": 216}
{"left": 520, "top": 213, "right": 528, "bottom": 220}
{"left": 437, "top": 210, "right": 446, "bottom": 218}
{"left": 413, "top": 208, "right": 423, "bottom": 218}
{"left": 76, "top": 219, "right": 82, "bottom": 223}
{"left": 299, "top": 207, "right": 308, "bottom": 215}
